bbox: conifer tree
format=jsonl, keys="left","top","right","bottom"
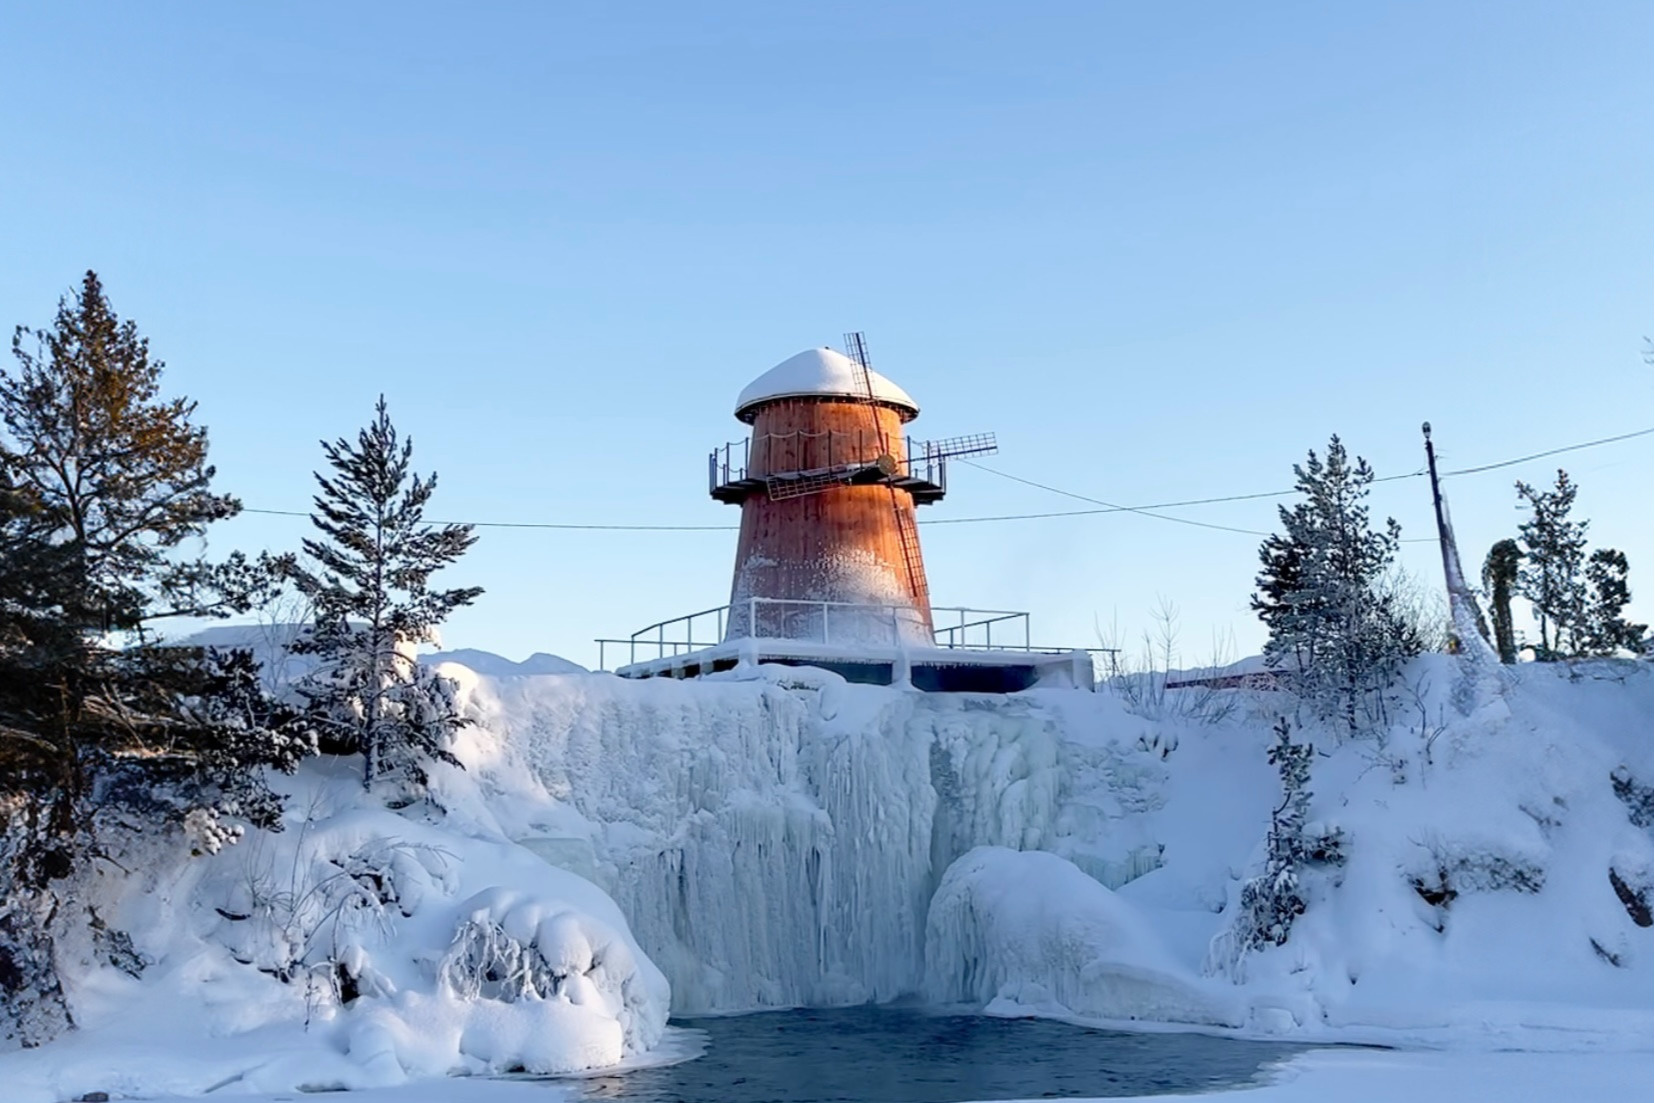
{"left": 1252, "top": 435, "right": 1419, "bottom": 733}
{"left": 1209, "top": 717, "right": 1344, "bottom": 972}
{"left": 1580, "top": 548, "right": 1646, "bottom": 656}
{"left": 1482, "top": 539, "right": 1522, "bottom": 665}
{"left": 288, "top": 397, "right": 482, "bottom": 795}
{"left": 1515, "top": 471, "right": 1589, "bottom": 658}
{"left": 1, "top": 273, "right": 306, "bottom": 1045}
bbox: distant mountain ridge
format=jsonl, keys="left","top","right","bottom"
{"left": 169, "top": 624, "right": 586, "bottom": 678}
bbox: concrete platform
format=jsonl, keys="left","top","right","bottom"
{"left": 613, "top": 638, "right": 1095, "bottom": 692}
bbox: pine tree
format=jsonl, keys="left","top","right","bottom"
{"left": 1253, "top": 435, "right": 1419, "bottom": 734}
{"left": 1224, "top": 718, "right": 1343, "bottom": 961}
{"left": 1, "top": 273, "right": 307, "bottom": 1045}
{"left": 1482, "top": 539, "right": 1522, "bottom": 665}
{"left": 1580, "top": 548, "right": 1646, "bottom": 656}
{"left": 1515, "top": 470, "right": 1589, "bottom": 658}
{"left": 288, "top": 397, "right": 482, "bottom": 795}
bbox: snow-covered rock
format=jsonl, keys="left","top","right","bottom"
{"left": 924, "top": 846, "right": 1243, "bottom": 1027}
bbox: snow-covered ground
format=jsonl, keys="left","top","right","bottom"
{"left": 2, "top": 644, "right": 1649, "bottom": 1101}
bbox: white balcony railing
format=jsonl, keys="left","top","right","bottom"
{"left": 594, "top": 599, "right": 1103, "bottom": 672}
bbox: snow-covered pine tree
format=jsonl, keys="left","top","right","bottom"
{"left": 288, "top": 397, "right": 482, "bottom": 796}
{"left": 1580, "top": 548, "right": 1646, "bottom": 656}
{"left": 1482, "top": 539, "right": 1522, "bottom": 665}
{"left": 1234, "top": 719, "right": 1312, "bottom": 950}
{"left": 1252, "top": 435, "right": 1419, "bottom": 734}
{"left": 1216, "top": 717, "right": 1344, "bottom": 967}
{"left": 1, "top": 272, "right": 306, "bottom": 1045}
{"left": 1515, "top": 470, "right": 1589, "bottom": 659}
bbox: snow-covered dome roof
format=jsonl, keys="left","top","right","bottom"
{"left": 734, "top": 348, "right": 920, "bottom": 423}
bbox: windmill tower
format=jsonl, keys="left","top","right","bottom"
{"left": 710, "top": 333, "right": 996, "bottom": 645}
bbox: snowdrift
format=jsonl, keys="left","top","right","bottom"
{"left": 0, "top": 762, "right": 668, "bottom": 1103}
{"left": 925, "top": 846, "right": 1244, "bottom": 1027}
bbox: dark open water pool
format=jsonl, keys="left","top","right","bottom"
{"left": 572, "top": 1006, "right": 1308, "bottom": 1103}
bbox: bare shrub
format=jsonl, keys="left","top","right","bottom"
{"left": 1100, "top": 598, "right": 1240, "bottom": 725}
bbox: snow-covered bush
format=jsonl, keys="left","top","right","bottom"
{"left": 439, "top": 888, "right": 665, "bottom": 1054}
{"left": 337, "top": 886, "right": 669, "bottom": 1081}
{"left": 1404, "top": 836, "right": 1547, "bottom": 932}
{"left": 217, "top": 826, "right": 454, "bottom": 1012}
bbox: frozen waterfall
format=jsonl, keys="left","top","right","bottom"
{"left": 456, "top": 668, "right": 1154, "bottom": 1014}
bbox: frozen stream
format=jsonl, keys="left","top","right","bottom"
{"left": 564, "top": 1006, "right": 1307, "bottom": 1102}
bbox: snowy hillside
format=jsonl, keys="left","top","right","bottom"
{"left": 1, "top": 650, "right": 1649, "bottom": 1099}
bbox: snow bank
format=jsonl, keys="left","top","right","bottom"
{"left": 0, "top": 763, "right": 669, "bottom": 1103}
{"left": 1225, "top": 658, "right": 1653, "bottom": 1044}
{"left": 925, "top": 847, "right": 1243, "bottom": 1027}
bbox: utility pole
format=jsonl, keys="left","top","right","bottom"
{"left": 1422, "top": 422, "right": 1495, "bottom": 661}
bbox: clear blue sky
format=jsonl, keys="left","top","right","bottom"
{"left": 3, "top": 2, "right": 1650, "bottom": 667}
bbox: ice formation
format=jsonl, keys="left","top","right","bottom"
{"left": 457, "top": 667, "right": 1126, "bottom": 1011}
{"left": 924, "top": 846, "right": 1243, "bottom": 1026}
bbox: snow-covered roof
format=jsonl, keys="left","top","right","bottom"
{"left": 734, "top": 348, "right": 920, "bottom": 423}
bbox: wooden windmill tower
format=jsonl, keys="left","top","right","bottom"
{"left": 709, "top": 333, "right": 996, "bottom": 644}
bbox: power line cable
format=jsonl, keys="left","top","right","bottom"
{"left": 952, "top": 461, "right": 1274, "bottom": 536}
{"left": 240, "top": 508, "right": 736, "bottom": 532}
{"left": 1435, "top": 427, "right": 1652, "bottom": 477}
{"left": 240, "top": 425, "right": 1651, "bottom": 535}
{"left": 942, "top": 426, "right": 1652, "bottom": 531}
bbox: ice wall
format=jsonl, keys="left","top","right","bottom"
{"left": 456, "top": 669, "right": 1146, "bottom": 1014}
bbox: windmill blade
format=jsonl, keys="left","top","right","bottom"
{"left": 765, "top": 465, "right": 857, "bottom": 501}
{"left": 843, "top": 331, "right": 881, "bottom": 407}
{"left": 918, "top": 432, "right": 999, "bottom": 461}
{"left": 844, "top": 330, "right": 873, "bottom": 372}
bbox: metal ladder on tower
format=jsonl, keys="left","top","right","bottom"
{"left": 844, "top": 331, "right": 930, "bottom": 617}
{"left": 891, "top": 494, "right": 930, "bottom": 614}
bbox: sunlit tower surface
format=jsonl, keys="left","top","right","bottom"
{"left": 710, "top": 334, "right": 997, "bottom": 644}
